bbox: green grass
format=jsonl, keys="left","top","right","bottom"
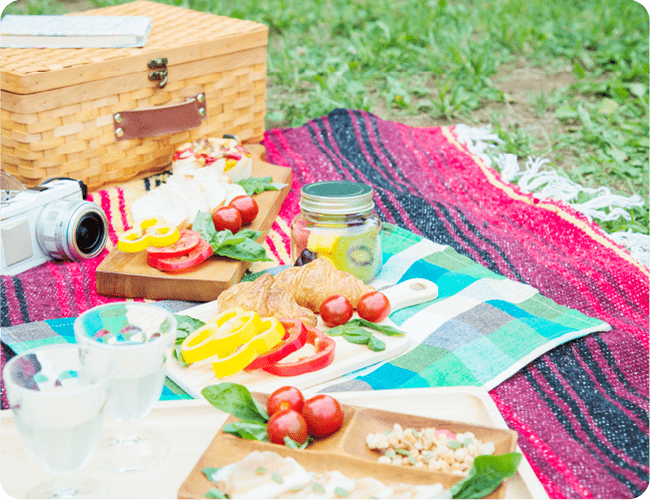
{"left": 3, "top": 0, "right": 648, "bottom": 234}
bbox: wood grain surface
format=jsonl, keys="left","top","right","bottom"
{"left": 95, "top": 144, "right": 292, "bottom": 302}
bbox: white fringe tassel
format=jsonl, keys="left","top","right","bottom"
{"left": 454, "top": 124, "right": 649, "bottom": 268}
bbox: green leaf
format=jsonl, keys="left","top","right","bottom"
{"left": 450, "top": 452, "right": 522, "bottom": 499}
{"left": 215, "top": 238, "right": 272, "bottom": 262}
{"left": 345, "top": 318, "right": 405, "bottom": 336}
{"left": 222, "top": 421, "right": 269, "bottom": 441}
{"left": 236, "top": 176, "right": 281, "bottom": 196}
{"left": 284, "top": 436, "right": 310, "bottom": 449}
{"left": 192, "top": 211, "right": 218, "bottom": 244}
{"left": 173, "top": 314, "right": 205, "bottom": 364}
{"left": 201, "top": 467, "right": 221, "bottom": 483}
{"left": 367, "top": 335, "right": 386, "bottom": 351}
{"left": 204, "top": 487, "right": 229, "bottom": 499}
{"left": 342, "top": 332, "right": 371, "bottom": 345}
{"left": 201, "top": 383, "right": 269, "bottom": 423}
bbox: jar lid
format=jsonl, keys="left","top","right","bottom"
{"left": 300, "top": 181, "right": 374, "bottom": 215}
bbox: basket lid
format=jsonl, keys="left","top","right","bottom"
{"left": 1, "top": 1, "right": 268, "bottom": 95}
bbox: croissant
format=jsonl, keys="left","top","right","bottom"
{"left": 272, "top": 257, "right": 375, "bottom": 312}
{"left": 217, "top": 273, "right": 318, "bottom": 327}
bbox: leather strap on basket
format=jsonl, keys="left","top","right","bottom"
{"left": 113, "top": 94, "right": 207, "bottom": 141}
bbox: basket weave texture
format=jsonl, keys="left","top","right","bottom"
{"left": 1, "top": 1, "right": 268, "bottom": 190}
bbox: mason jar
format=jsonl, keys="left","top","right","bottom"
{"left": 290, "top": 181, "right": 382, "bottom": 283}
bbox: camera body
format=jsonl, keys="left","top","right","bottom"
{"left": 1, "top": 179, "right": 108, "bottom": 276}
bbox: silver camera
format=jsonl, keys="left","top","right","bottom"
{"left": 1, "top": 178, "right": 108, "bottom": 276}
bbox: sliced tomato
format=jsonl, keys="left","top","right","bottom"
{"left": 147, "top": 238, "right": 213, "bottom": 272}
{"left": 146, "top": 230, "right": 200, "bottom": 258}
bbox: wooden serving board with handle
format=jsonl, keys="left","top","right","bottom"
{"left": 95, "top": 144, "right": 292, "bottom": 302}
{"left": 178, "top": 390, "right": 518, "bottom": 499}
{"left": 165, "top": 278, "right": 439, "bottom": 398}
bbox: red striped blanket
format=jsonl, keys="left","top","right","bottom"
{"left": 1, "top": 109, "right": 647, "bottom": 498}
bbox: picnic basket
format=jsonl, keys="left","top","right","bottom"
{"left": 1, "top": 1, "right": 268, "bottom": 190}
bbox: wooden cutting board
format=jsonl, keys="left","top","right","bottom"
{"left": 177, "top": 391, "right": 519, "bottom": 499}
{"left": 166, "top": 279, "right": 439, "bottom": 398}
{"left": 95, "top": 144, "right": 292, "bottom": 302}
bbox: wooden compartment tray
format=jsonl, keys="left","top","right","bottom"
{"left": 178, "top": 391, "right": 519, "bottom": 499}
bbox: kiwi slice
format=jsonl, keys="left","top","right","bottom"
{"left": 334, "top": 235, "right": 381, "bottom": 283}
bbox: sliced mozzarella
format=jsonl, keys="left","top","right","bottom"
{"left": 211, "top": 451, "right": 311, "bottom": 499}
{"left": 129, "top": 187, "right": 189, "bottom": 228}
{"left": 224, "top": 183, "right": 248, "bottom": 206}
{"left": 164, "top": 178, "right": 210, "bottom": 225}
{"left": 193, "top": 168, "right": 230, "bottom": 210}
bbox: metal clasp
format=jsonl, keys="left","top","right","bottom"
{"left": 147, "top": 57, "right": 169, "bottom": 88}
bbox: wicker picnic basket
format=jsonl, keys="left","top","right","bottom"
{"left": 1, "top": 1, "right": 268, "bottom": 190}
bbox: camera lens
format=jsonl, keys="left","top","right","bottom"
{"left": 36, "top": 200, "right": 108, "bottom": 261}
{"left": 76, "top": 212, "right": 105, "bottom": 255}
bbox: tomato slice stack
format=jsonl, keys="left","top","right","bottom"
{"left": 146, "top": 230, "right": 213, "bottom": 272}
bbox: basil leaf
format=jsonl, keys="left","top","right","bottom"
{"left": 222, "top": 421, "right": 269, "bottom": 441}
{"left": 202, "top": 467, "right": 221, "bottom": 483}
{"left": 215, "top": 238, "right": 272, "bottom": 262}
{"left": 237, "top": 176, "right": 280, "bottom": 196}
{"left": 367, "top": 335, "right": 386, "bottom": 352}
{"left": 450, "top": 452, "right": 522, "bottom": 499}
{"left": 213, "top": 229, "right": 246, "bottom": 248}
{"left": 284, "top": 436, "right": 311, "bottom": 449}
{"left": 235, "top": 229, "right": 263, "bottom": 241}
{"left": 204, "top": 487, "right": 229, "bottom": 499}
{"left": 342, "top": 332, "right": 371, "bottom": 345}
{"left": 202, "top": 383, "right": 269, "bottom": 423}
{"left": 326, "top": 325, "right": 346, "bottom": 336}
{"left": 193, "top": 211, "right": 217, "bottom": 243}
{"left": 346, "top": 318, "right": 405, "bottom": 336}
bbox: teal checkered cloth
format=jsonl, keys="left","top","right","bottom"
{"left": 0, "top": 302, "right": 194, "bottom": 401}
{"left": 320, "top": 224, "right": 610, "bottom": 392}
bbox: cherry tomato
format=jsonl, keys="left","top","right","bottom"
{"left": 229, "top": 196, "right": 259, "bottom": 225}
{"left": 266, "top": 409, "right": 309, "bottom": 445}
{"left": 147, "top": 238, "right": 213, "bottom": 272}
{"left": 319, "top": 295, "right": 353, "bottom": 327}
{"left": 145, "top": 230, "right": 200, "bottom": 258}
{"left": 267, "top": 386, "right": 305, "bottom": 416}
{"left": 356, "top": 291, "right": 391, "bottom": 323}
{"left": 301, "top": 395, "right": 344, "bottom": 437}
{"left": 211, "top": 206, "right": 242, "bottom": 233}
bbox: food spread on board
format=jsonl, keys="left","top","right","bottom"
{"left": 106, "top": 134, "right": 520, "bottom": 498}
{"left": 190, "top": 383, "right": 522, "bottom": 499}
{"left": 117, "top": 136, "right": 284, "bottom": 274}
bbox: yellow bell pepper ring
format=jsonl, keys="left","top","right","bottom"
{"left": 117, "top": 217, "right": 180, "bottom": 253}
{"left": 211, "top": 317, "right": 285, "bottom": 378}
{"left": 180, "top": 308, "right": 262, "bottom": 364}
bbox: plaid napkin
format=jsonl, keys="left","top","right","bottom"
{"left": 0, "top": 301, "right": 195, "bottom": 401}
{"left": 320, "top": 223, "right": 611, "bottom": 392}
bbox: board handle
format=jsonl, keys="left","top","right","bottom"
{"left": 381, "top": 278, "right": 439, "bottom": 313}
{"left": 113, "top": 94, "right": 206, "bottom": 142}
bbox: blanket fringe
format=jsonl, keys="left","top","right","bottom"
{"left": 454, "top": 124, "right": 649, "bottom": 268}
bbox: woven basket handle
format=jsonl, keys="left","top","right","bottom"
{"left": 113, "top": 94, "right": 207, "bottom": 142}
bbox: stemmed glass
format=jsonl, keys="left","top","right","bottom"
{"left": 3, "top": 344, "right": 113, "bottom": 498}
{"left": 74, "top": 302, "right": 177, "bottom": 473}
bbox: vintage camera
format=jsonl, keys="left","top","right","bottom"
{"left": 1, "top": 178, "right": 108, "bottom": 276}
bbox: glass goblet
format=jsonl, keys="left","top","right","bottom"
{"left": 74, "top": 302, "right": 177, "bottom": 473}
{"left": 3, "top": 344, "right": 113, "bottom": 499}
